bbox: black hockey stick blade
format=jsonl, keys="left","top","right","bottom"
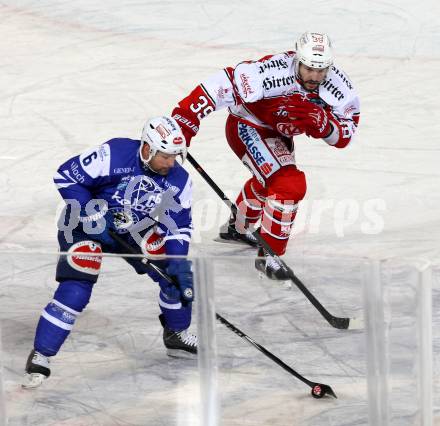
{"left": 310, "top": 383, "right": 338, "bottom": 399}
{"left": 186, "top": 153, "right": 359, "bottom": 330}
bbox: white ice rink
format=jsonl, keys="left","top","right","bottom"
{"left": 0, "top": 1, "right": 439, "bottom": 425}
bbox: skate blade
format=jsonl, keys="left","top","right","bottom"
{"left": 213, "top": 236, "right": 255, "bottom": 248}
{"left": 166, "top": 348, "right": 197, "bottom": 360}
{"left": 22, "top": 373, "right": 47, "bottom": 389}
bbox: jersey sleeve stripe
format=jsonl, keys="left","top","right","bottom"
{"left": 200, "top": 83, "right": 216, "bottom": 106}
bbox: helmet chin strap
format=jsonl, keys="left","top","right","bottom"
{"left": 294, "top": 59, "right": 308, "bottom": 89}
{"left": 142, "top": 159, "right": 163, "bottom": 175}
{"left": 140, "top": 142, "right": 157, "bottom": 172}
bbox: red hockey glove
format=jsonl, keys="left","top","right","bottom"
{"left": 171, "top": 107, "right": 200, "bottom": 146}
{"left": 284, "top": 102, "right": 331, "bottom": 139}
{"left": 283, "top": 93, "right": 309, "bottom": 107}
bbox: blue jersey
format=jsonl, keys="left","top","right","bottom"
{"left": 53, "top": 138, "right": 193, "bottom": 256}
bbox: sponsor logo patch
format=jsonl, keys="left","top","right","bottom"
{"left": 142, "top": 231, "right": 166, "bottom": 255}
{"left": 239, "top": 73, "right": 254, "bottom": 98}
{"left": 276, "top": 122, "right": 303, "bottom": 137}
{"left": 266, "top": 138, "right": 296, "bottom": 167}
{"left": 238, "top": 124, "right": 281, "bottom": 178}
{"left": 238, "top": 123, "right": 268, "bottom": 167}
{"left": 183, "top": 288, "right": 193, "bottom": 299}
{"left": 67, "top": 241, "right": 102, "bottom": 275}
{"left": 113, "top": 167, "right": 134, "bottom": 174}
{"left": 70, "top": 162, "right": 85, "bottom": 183}
{"left": 173, "top": 114, "right": 199, "bottom": 133}
{"left": 98, "top": 145, "right": 109, "bottom": 161}
{"left": 258, "top": 58, "right": 289, "bottom": 74}
{"left": 260, "top": 162, "right": 273, "bottom": 175}
{"left": 116, "top": 175, "right": 132, "bottom": 191}
{"left": 156, "top": 124, "right": 171, "bottom": 139}
{"left": 343, "top": 105, "right": 357, "bottom": 117}
{"left": 331, "top": 66, "right": 353, "bottom": 90}
{"left": 60, "top": 308, "right": 76, "bottom": 324}
{"left": 321, "top": 77, "right": 345, "bottom": 101}
{"left": 263, "top": 75, "right": 296, "bottom": 91}
{"left": 111, "top": 207, "right": 139, "bottom": 233}
{"left": 216, "top": 86, "right": 230, "bottom": 100}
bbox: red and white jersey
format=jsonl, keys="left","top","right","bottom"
{"left": 173, "top": 51, "right": 360, "bottom": 148}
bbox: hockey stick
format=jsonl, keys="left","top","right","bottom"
{"left": 186, "top": 152, "right": 361, "bottom": 330}
{"left": 109, "top": 229, "right": 337, "bottom": 399}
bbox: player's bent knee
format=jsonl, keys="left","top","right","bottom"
{"left": 267, "top": 166, "right": 307, "bottom": 202}
{"left": 53, "top": 280, "right": 94, "bottom": 313}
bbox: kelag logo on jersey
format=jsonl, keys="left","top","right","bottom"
{"left": 111, "top": 176, "right": 164, "bottom": 214}
{"left": 239, "top": 73, "right": 254, "bottom": 99}
{"left": 112, "top": 175, "right": 182, "bottom": 236}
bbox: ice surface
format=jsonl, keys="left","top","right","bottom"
{"left": 0, "top": 0, "right": 439, "bottom": 424}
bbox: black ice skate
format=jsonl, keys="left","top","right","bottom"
{"left": 22, "top": 349, "right": 51, "bottom": 389}
{"left": 216, "top": 217, "right": 258, "bottom": 247}
{"left": 255, "top": 248, "right": 291, "bottom": 281}
{"left": 159, "top": 314, "right": 197, "bottom": 359}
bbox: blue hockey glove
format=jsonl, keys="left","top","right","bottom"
{"left": 166, "top": 259, "right": 194, "bottom": 304}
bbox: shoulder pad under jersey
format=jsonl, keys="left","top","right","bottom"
{"left": 78, "top": 143, "right": 111, "bottom": 179}
{"left": 233, "top": 62, "right": 264, "bottom": 103}
{"left": 163, "top": 164, "right": 192, "bottom": 209}
{"left": 319, "top": 65, "right": 356, "bottom": 107}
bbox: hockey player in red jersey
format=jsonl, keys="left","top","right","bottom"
{"left": 171, "top": 32, "right": 360, "bottom": 280}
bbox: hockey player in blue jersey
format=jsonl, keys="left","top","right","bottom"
{"left": 22, "top": 116, "right": 197, "bottom": 389}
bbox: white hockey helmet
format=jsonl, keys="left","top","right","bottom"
{"left": 295, "top": 32, "right": 334, "bottom": 70}
{"left": 140, "top": 116, "right": 187, "bottom": 165}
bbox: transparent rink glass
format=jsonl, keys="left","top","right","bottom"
{"left": 0, "top": 252, "right": 438, "bottom": 426}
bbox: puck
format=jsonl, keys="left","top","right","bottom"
{"left": 311, "top": 385, "right": 324, "bottom": 399}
